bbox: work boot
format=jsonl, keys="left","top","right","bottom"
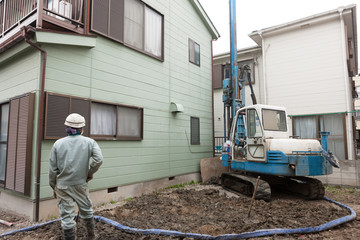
{"left": 84, "top": 217, "right": 95, "bottom": 240}
{"left": 63, "top": 227, "right": 76, "bottom": 240}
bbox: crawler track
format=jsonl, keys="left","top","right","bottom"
{"left": 221, "top": 172, "right": 325, "bottom": 201}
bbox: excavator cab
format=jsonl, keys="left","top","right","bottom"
{"left": 230, "top": 104, "right": 288, "bottom": 162}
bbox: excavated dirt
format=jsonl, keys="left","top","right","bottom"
{"left": 1, "top": 184, "right": 360, "bottom": 240}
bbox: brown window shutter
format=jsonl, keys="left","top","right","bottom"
{"left": 213, "top": 64, "right": 223, "bottom": 89}
{"left": 5, "top": 93, "right": 35, "bottom": 196}
{"left": 5, "top": 99, "right": 19, "bottom": 191}
{"left": 110, "top": 0, "right": 124, "bottom": 41}
{"left": 45, "top": 93, "right": 70, "bottom": 139}
{"left": 70, "top": 98, "right": 90, "bottom": 137}
{"left": 92, "top": 0, "right": 110, "bottom": 35}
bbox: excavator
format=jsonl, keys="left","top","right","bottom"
{"left": 218, "top": 0, "right": 339, "bottom": 201}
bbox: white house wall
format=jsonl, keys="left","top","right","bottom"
{"left": 263, "top": 19, "right": 346, "bottom": 115}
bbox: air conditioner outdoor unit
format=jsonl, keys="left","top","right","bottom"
{"left": 48, "top": 0, "right": 72, "bottom": 21}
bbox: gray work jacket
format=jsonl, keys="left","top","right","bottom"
{"left": 49, "top": 135, "right": 103, "bottom": 189}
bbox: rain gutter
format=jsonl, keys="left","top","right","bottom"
{"left": 23, "top": 27, "right": 46, "bottom": 222}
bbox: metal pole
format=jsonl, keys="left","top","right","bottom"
{"left": 229, "top": 0, "right": 238, "bottom": 118}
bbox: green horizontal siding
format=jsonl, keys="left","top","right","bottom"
{"left": 39, "top": 0, "right": 214, "bottom": 198}
{"left": 0, "top": 49, "right": 40, "bottom": 101}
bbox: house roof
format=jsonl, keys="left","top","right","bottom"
{"left": 190, "top": 0, "right": 220, "bottom": 40}
{"left": 249, "top": 4, "right": 357, "bottom": 46}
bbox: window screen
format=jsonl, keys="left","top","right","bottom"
{"left": 191, "top": 117, "right": 200, "bottom": 145}
{"left": 189, "top": 39, "right": 200, "bottom": 66}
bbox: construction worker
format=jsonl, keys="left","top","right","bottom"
{"left": 49, "top": 113, "right": 103, "bottom": 240}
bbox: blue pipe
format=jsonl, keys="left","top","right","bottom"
{"left": 0, "top": 219, "right": 61, "bottom": 237}
{"left": 1, "top": 197, "right": 356, "bottom": 239}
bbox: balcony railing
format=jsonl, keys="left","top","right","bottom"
{"left": 0, "top": 0, "right": 37, "bottom": 36}
{"left": 0, "top": 0, "right": 84, "bottom": 40}
{"left": 44, "top": 0, "right": 83, "bottom": 23}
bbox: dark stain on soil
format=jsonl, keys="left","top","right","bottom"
{"left": 1, "top": 186, "right": 359, "bottom": 240}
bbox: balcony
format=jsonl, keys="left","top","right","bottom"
{"left": 0, "top": 0, "right": 85, "bottom": 46}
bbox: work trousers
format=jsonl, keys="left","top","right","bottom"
{"left": 55, "top": 183, "right": 93, "bottom": 230}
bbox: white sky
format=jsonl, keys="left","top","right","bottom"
{"left": 199, "top": 0, "right": 359, "bottom": 55}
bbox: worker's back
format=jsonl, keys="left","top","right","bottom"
{"left": 49, "top": 135, "right": 100, "bottom": 188}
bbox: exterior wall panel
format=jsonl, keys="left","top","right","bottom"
{"left": 0, "top": 49, "right": 39, "bottom": 102}
{"left": 264, "top": 20, "right": 345, "bottom": 115}
{"left": 38, "top": 0, "right": 215, "bottom": 198}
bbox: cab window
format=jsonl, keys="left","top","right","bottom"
{"left": 247, "top": 109, "right": 262, "bottom": 138}
{"left": 262, "top": 109, "right": 287, "bottom": 131}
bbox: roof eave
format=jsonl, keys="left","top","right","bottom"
{"left": 249, "top": 4, "right": 357, "bottom": 47}
{"left": 190, "top": 0, "right": 220, "bottom": 40}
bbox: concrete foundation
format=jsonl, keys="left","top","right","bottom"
{"left": 0, "top": 191, "right": 34, "bottom": 219}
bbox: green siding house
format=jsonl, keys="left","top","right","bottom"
{"left": 0, "top": 0, "right": 219, "bottom": 221}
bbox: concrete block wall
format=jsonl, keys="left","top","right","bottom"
{"left": 316, "top": 160, "right": 360, "bottom": 187}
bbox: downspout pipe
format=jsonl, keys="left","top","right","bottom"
{"left": 259, "top": 31, "right": 267, "bottom": 105}
{"left": 23, "top": 27, "right": 47, "bottom": 222}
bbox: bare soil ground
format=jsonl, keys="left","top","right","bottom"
{"left": 1, "top": 184, "right": 359, "bottom": 240}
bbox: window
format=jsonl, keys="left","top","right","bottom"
{"left": 124, "top": 0, "right": 143, "bottom": 49}
{"left": 262, "top": 109, "right": 287, "bottom": 131}
{"left": 213, "top": 60, "right": 255, "bottom": 90}
{"left": 189, "top": 39, "right": 200, "bottom": 66}
{"left": 45, "top": 93, "right": 143, "bottom": 140}
{"left": 0, "top": 102, "right": 9, "bottom": 185}
{"left": 247, "top": 109, "right": 262, "bottom": 138}
{"left": 293, "top": 116, "right": 317, "bottom": 139}
{"left": 91, "top": 102, "right": 117, "bottom": 136}
{"left": 92, "top": 0, "right": 163, "bottom": 59}
{"left": 44, "top": 93, "right": 90, "bottom": 139}
{"left": 190, "top": 117, "right": 200, "bottom": 145}
{"left": 117, "top": 106, "right": 142, "bottom": 138}
{"left": 292, "top": 114, "right": 346, "bottom": 160}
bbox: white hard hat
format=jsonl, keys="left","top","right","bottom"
{"left": 64, "top": 113, "right": 85, "bottom": 128}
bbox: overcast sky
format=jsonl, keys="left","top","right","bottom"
{"left": 198, "top": 0, "right": 359, "bottom": 55}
